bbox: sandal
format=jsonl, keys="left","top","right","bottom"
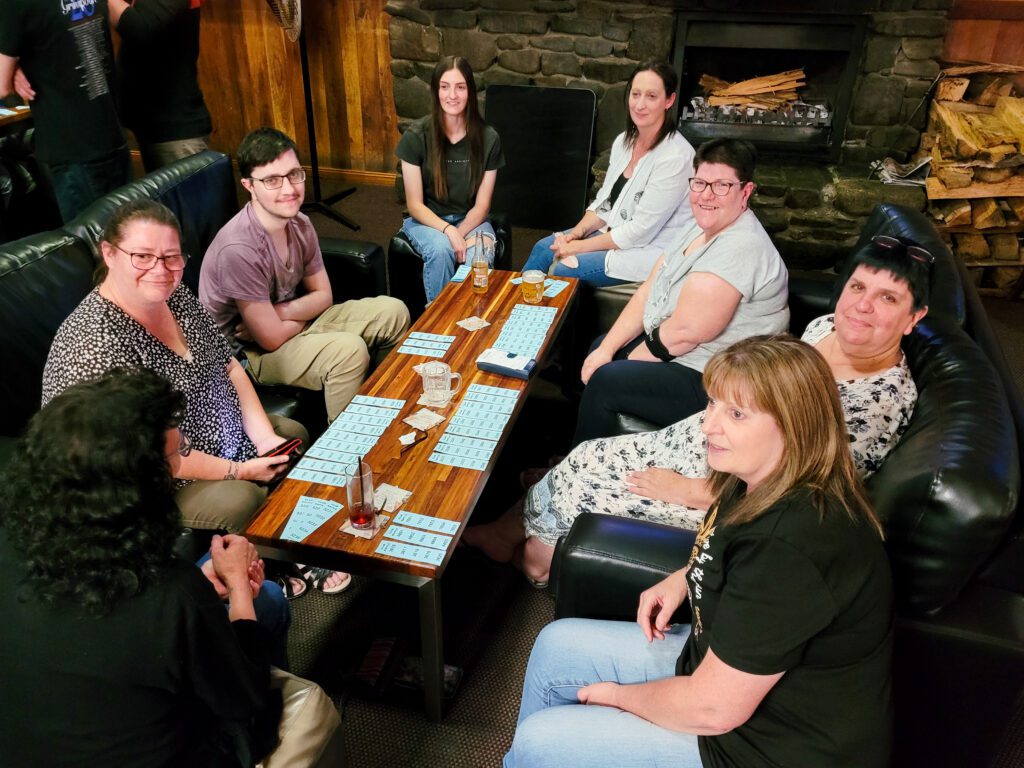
{"left": 276, "top": 575, "right": 308, "bottom": 600}
{"left": 298, "top": 564, "right": 352, "bottom": 595}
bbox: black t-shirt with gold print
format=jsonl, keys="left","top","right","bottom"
{"left": 678, "top": 488, "right": 894, "bottom": 768}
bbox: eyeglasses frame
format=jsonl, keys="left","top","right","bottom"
{"left": 687, "top": 177, "right": 748, "bottom": 197}
{"left": 110, "top": 243, "right": 189, "bottom": 272}
{"left": 871, "top": 235, "right": 935, "bottom": 266}
{"left": 247, "top": 168, "right": 307, "bottom": 189}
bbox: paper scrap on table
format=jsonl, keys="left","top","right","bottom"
{"left": 399, "top": 431, "right": 418, "bottom": 446}
{"left": 456, "top": 315, "right": 491, "bottom": 331}
{"left": 280, "top": 496, "right": 343, "bottom": 542}
{"left": 403, "top": 407, "right": 446, "bottom": 431}
{"left": 374, "top": 483, "right": 412, "bottom": 513}
{"left": 393, "top": 510, "right": 460, "bottom": 535}
{"left": 340, "top": 512, "right": 390, "bottom": 539}
{"left": 416, "top": 392, "right": 454, "bottom": 407}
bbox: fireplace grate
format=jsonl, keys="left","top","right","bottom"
{"left": 679, "top": 97, "right": 833, "bottom": 145}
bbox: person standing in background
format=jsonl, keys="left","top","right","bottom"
{"left": 109, "top": 0, "right": 212, "bottom": 171}
{"left": 0, "top": 0, "right": 131, "bottom": 222}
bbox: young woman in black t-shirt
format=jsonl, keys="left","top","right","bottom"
{"left": 396, "top": 55, "right": 505, "bottom": 303}
{"left": 505, "top": 336, "right": 894, "bottom": 768}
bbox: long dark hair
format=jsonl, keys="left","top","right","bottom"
{"left": 429, "top": 56, "right": 486, "bottom": 202}
{"left": 622, "top": 59, "right": 679, "bottom": 151}
{"left": 2, "top": 370, "right": 186, "bottom": 614}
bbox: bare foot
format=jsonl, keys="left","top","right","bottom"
{"left": 461, "top": 502, "right": 527, "bottom": 564}
{"left": 518, "top": 537, "right": 555, "bottom": 585}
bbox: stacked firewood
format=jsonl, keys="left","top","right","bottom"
{"left": 699, "top": 69, "right": 805, "bottom": 110}
{"left": 924, "top": 63, "right": 1024, "bottom": 296}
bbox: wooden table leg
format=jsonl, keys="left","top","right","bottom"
{"left": 418, "top": 578, "right": 444, "bottom": 722}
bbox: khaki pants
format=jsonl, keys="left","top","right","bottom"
{"left": 176, "top": 415, "right": 308, "bottom": 533}
{"left": 245, "top": 297, "right": 410, "bottom": 422}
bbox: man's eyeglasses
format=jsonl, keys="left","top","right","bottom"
{"left": 248, "top": 168, "right": 307, "bottom": 189}
{"left": 112, "top": 243, "right": 189, "bottom": 272}
{"left": 872, "top": 235, "right": 935, "bottom": 265}
{"left": 688, "top": 178, "right": 745, "bottom": 196}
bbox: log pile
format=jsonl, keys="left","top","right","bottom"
{"left": 699, "top": 69, "right": 805, "bottom": 110}
{"left": 923, "top": 63, "right": 1024, "bottom": 297}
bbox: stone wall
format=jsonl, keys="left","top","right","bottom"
{"left": 386, "top": 0, "right": 948, "bottom": 269}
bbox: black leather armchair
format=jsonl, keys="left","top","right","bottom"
{"left": 0, "top": 150, "right": 390, "bottom": 459}
{"left": 550, "top": 204, "right": 1024, "bottom": 766}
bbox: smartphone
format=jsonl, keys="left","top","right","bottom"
{"left": 261, "top": 438, "right": 303, "bottom": 461}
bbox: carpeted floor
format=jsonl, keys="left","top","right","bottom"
{"left": 287, "top": 180, "right": 1023, "bottom": 767}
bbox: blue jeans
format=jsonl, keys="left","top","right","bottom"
{"left": 402, "top": 215, "right": 496, "bottom": 303}
{"left": 505, "top": 618, "right": 702, "bottom": 768}
{"left": 523, "top": 232, "right": 627, "bottom": 288}
{"left": 196, "top": 554, "right": 292, "bottom": 670}
{"left": 45, "top": 145, "right": 132, "bottom": 223}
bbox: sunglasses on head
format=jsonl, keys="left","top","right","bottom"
{"left": 872, "top": 235, "right": 935, "bottom": 265}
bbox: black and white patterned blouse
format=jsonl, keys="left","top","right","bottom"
{"left": 523, "top": 314, "right": 918, "bottom": 544}
{"left": 42, "top": 286, "right": 257, "bottom": 480}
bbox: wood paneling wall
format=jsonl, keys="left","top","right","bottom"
{"left": 197, "top": 0, "right": 399, "bottom": 177}
{"left": 945, "top": 0, "right": 1024, "bottom": 88}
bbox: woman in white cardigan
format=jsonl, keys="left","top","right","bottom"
{"left": 522, "top": 60, "right": 694, "bottom": 286}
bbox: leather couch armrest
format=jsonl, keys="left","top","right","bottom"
{"left": 551, "top": 513, "right": 694, "bottom": 622}
{"left": 319, "top": 238, "right": 387, "bottom": 302}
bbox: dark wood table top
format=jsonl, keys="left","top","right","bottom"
{"left": 245, "top": 269, "right": 579, "bottom": 582}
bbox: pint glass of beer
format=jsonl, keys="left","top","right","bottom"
{"left": 521, "top": 270, "right": 545, "bottom": 304}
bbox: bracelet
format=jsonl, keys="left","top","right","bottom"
{"left": 646, "top": 326, "right": 675, "bottom": 362}
{"left": 224, "top": 460, "right": 237, "bottom": 481}
{"left": 442, "top": 223, "right": 452, "bottom": 235}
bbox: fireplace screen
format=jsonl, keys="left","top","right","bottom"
{"left": 672, "top": 12, "right": 867, "bottom": 159}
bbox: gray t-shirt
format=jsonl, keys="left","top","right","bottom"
{"left": 395, "top": 116, "right": 505, "bottom": 218}
{"left": 643, "top": 208, "right": 789, "bottom": 372}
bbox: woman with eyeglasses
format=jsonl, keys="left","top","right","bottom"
{"left": 397, "top": 55, "right": 505, "bottom": 303}
{"left": 464, "top": 234, "right": 929, "bottom": 587}
{"left": 42, "top": 199, "right": 306, "bottom": 535}
{"left": 522, "top": 59, "right": 694, "bottom": 287}
{"left": 573, "top": 137, "right": 789, "bottom": 446}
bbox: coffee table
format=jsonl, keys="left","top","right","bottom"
{"left": 244, "top": 269, "right": 578, "bottom": 721}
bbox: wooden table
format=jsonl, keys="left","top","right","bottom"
{"left": 245, "top": 270, "right": 578, "bottom": 720}
{"left": 0, "top": 106, "right": 32, "bottom": 139}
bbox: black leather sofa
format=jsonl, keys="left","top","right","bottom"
{"left": 0, "top": 150, "right": 389, "bottom": 462}
{"left": 550, "top": 204, "right": 1024, "bottom": 766}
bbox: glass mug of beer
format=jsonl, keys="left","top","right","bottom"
{"left": 347, "top": 460, "right": 376, "bottom": 530}
{"left": 419, "top": 361, "right": 463, "bottom": 407}
{"left": 470, "top": 232, "right": 494, "bottom": 294}
{"left": 521, "top": 270, "right": 546, "bottom": 304}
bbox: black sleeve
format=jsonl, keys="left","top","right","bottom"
{"left": 0, "top": 0, "right": 25, "bottom": 57}
{"left": 181, "top": 569, "right": 270, "bottom": 722}
{"left": 484, "top": 127, "right": 505, "bottom": 171}
{"left": 117, "top": 0, "right": 190, "bottom": 41}
{"left": 395, "top": 124, "right": 427, "bottom": 167}
{"left": 706, "top": 533, "right": 837, "bottom": 675}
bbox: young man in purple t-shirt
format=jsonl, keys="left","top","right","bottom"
{"left": 200, "top": 127, "right": 409, "bottom": 424}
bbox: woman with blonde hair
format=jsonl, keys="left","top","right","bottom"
{"left": 505, "top": 335, "right": 893, "bottom": 768}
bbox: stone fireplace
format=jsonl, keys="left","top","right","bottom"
{"left": 386, "top": 0, "right": 949, "bottom": 268}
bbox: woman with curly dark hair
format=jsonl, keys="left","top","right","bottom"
{"left": 0, "top": 370, "right": 340, "bottom": 767}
